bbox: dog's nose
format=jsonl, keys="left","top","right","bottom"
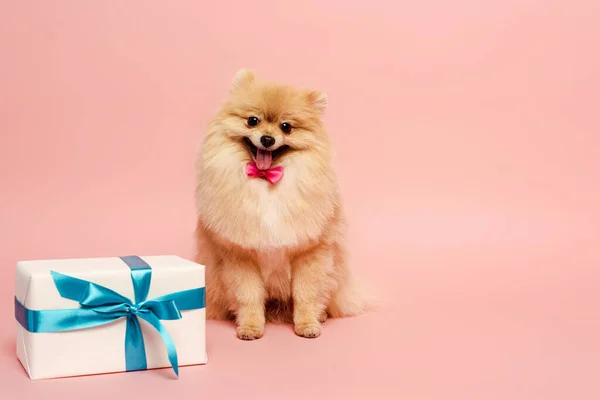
{"left": 260, "top": 135, "right": 275, "bottom": 148}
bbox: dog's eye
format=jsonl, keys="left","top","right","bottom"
{"left": 280, "top": 122, "right": 292, "bottom": 133}
{"left": 247, "top": 116, "right": 260, "bottom": 127}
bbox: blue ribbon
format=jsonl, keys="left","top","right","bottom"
{"left": 14, "top": 256, "right": 205, "bottom": 377}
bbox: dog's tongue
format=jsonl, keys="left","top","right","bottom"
{"left": 256, "top": 149, "right": 273, "bottom": 170}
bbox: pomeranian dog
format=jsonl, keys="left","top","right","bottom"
{"left": 194, "top": 69, "right": 368, "bottom": 340}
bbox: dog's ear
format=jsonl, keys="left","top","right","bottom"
{"left": 232, "top": 69, "right": 256, "bottom": 92}
{"left": 307, "top": 90, "right": 328, "bottom": 112}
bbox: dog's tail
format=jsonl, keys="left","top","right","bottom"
{"left": 328, "top": 274, "right": 376, "bottom": 318}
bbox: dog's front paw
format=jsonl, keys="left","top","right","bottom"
{"left": 294, "top": 322, "right": 321, "bottom": 338}
{"left": 319, "top": 312, "right": 328, "bottom": 323}
{"left": 237, "top": 325, "right": 264, "bottom": 340}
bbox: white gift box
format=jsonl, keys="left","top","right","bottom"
{"left": 15, "top": 255, "right": 207, "bottom": 379}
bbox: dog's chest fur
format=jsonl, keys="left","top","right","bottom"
{"left": 255, "top": 249, "right": 291, "bottom": 300}
{"left": 197, "top": 158, "right": 337, "bottom": 250}
{"left": 254, "top": 182, "right": 288, "bottom": 235}
{"left": 239, "top": 168, "right": 323, "bottom": 248}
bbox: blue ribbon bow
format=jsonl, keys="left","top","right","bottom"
{"left": 14, "top": 256, "right": 205, "bottom": 377}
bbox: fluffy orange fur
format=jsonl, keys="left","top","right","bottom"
{"left": 194, "top": 69, "right": 367, "bottom": 339}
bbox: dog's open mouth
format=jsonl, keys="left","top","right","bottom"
{"left": 243, "top": 137, "right": 290, "bottom": 170}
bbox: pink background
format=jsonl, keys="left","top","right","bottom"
{"left": 1, "top": 1, "right": 599, "bottom": 399}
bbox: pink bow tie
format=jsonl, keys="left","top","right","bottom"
{"left": 245, "top": 162, "right": 284, "bottom": 184}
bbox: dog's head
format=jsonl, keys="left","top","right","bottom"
{"left": 212, "top": 69, "right": 330, "bottom": 170}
